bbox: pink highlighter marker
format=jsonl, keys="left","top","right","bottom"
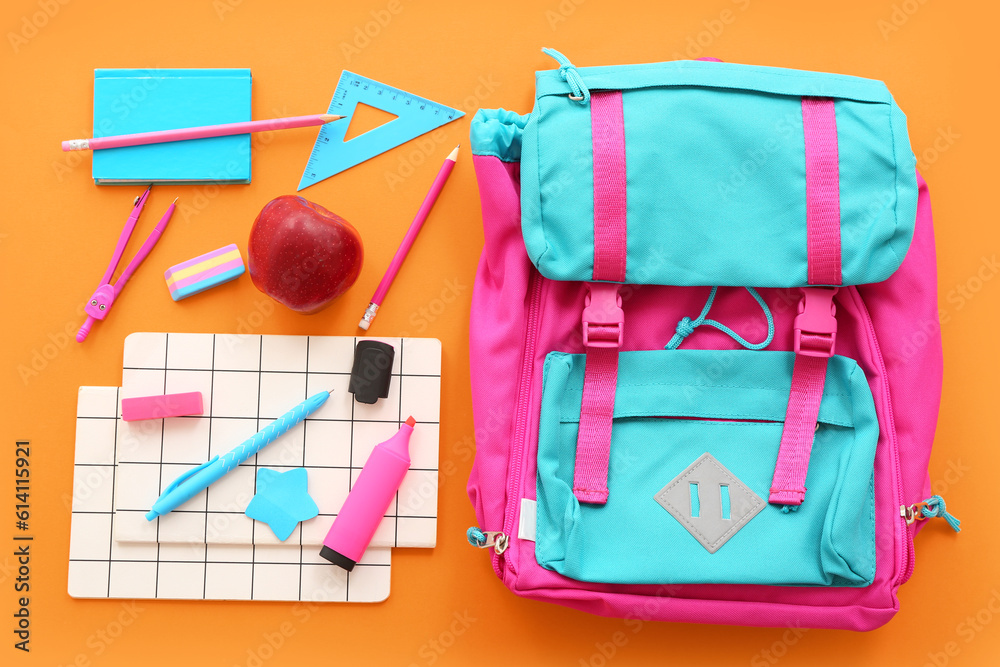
{"left": 321, "top": 417, "right": 415, "bottom": 570}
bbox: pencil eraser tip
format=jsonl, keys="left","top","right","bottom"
{"left": 63, "top": 138, "right": 89, "bottom": 151}
{"left": 358, "top": 319, "right": 370, "bottom": 330}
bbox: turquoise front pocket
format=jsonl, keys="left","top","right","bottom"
{"left": 535, "top": 350, "right": 878, "bottom": 587}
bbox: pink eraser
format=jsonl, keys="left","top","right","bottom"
{"left": 121, "top": 392, "right": 204, "bottom": 422}
{"left": 164, "top": 244, "right": 245, "bottom": 301}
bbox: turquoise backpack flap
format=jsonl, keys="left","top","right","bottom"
{"left": 520, "top": 55, "right": 918, "bottom": 287}
{"left": 534, "top": 349, "right": 879, "bottom": 586}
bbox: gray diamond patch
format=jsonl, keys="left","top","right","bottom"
{"left": 654, "top": 453, "right": 764, "bottom": 554}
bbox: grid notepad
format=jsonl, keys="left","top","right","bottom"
{"left": 112, "top": 333, "right": 441, "bottom": 549}
{"left": 69, "top": 386, "right": 391, "bottom": 602}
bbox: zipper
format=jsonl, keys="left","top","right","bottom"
{"left": 492, "top": 268, "right": 544, "bottom": 576}
{"left": 651, "top": 416, "right": 783, "bottom": 425}
{"left": 851, "top": 287, "right": 913, "bottom": 584}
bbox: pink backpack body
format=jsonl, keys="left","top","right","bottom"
{"left": 465, "top": 53, "right": 956, "bottom": 630}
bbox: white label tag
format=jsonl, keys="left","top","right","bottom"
{"left": 518, "top": 498, "right": 537, "bottom": 542}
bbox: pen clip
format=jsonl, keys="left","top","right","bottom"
{"left": 161, "top": 455, "right": 219, "bottom": 495}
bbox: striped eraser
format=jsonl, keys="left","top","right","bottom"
{"left": 164, "top": 243, "right": 245, "bottom": 301}
{"left": 121, "top": 392, "right": 204, "bottom": 422}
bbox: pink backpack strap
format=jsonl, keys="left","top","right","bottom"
{"left": 802, "top": 97, "right": 842, "bottom": 286}
{"left": 590, "top": 91, "right": 627, "bottom": 283}
{"left": 574, "top": 90, "right": 626, "bottom": 505}
{"left": 769, "top": 301, "right": 836, "bottom": 505}
{"left": 769, "top": 98, "right": 841, "bottom": 506}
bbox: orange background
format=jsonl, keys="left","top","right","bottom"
{"left": 1, "top": 0, "right": 995, "bottom": 665}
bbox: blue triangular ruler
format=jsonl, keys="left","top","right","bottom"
{"left": 298, "top": 71, "right": 464, "bottom": 190}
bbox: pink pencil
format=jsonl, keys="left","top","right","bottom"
{"left": 62, "top": 113, "right": 343, "bottom": 151}
{"left": 359, "top": 146, "right": 459, "bottom": 331}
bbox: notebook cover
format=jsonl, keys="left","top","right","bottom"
{"left": 92, "top": 68, "right": 252, "bottom": 184}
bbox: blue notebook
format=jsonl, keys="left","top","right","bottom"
{"left": 92, "top": 68, "right": 252, "bottom": 185}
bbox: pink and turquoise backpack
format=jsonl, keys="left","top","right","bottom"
{"left": 464, "top": 50, "right": 960, "bottom": 630}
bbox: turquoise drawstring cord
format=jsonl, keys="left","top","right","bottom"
{"left": 666, "top": 287, "right": 775, "bottom": 351}
{"left": 542, "top": 48, "right": 590, "bottom": 104}
{"left": 921, "top": 495, "right": 961, "bottom": 532}
{"left": 467, "top": 526, "right": 487, "bottom": 547}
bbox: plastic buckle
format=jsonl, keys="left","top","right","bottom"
{"left": 793, "top": 286, "right": 838, "bottom": 357}
{"left": 582, "top": 283, "right": 624, "bottom": 349}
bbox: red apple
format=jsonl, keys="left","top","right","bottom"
{"left": 248, "top": 195, "right": 363, "bottom": 314}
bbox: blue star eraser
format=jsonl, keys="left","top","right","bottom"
{"left": 244, "top": 468, "right": 319, "bottom": 541}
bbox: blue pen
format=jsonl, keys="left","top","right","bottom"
{"left": 145, "top": 390, "right": 331, "bottom": 521}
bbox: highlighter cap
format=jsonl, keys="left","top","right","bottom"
{"left": 348, "top": 340, "right": 395, "bottom": 404}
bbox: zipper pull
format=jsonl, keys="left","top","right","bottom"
{"left": 900, "top": 503, "right": 923, "bottom": 525}
{"left": 920, "top": 494, "right": 961, "bottom": 532}
{"left": 466, "top": 527, "right": 509, "bottom": 555}
{"left": 900, "top": 495, "right": 961, "bottom": 532}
